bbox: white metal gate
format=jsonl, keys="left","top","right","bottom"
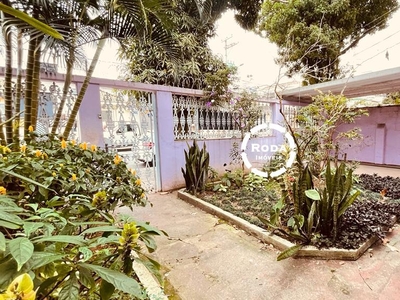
{"left": 100, "top": 90, "right": 159, "bottom": 192}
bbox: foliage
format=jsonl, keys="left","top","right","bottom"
{"left": 0, "top": 133, "right": 165, "bottom": 299}
{"left": 227, "top": 91, "right": 263, "bottom": 168}
{"left": 181, "top": 140, "right": 210, "bottom": 196}
{"left": 243, "top": 173, "right": 268, "bottom": 192}
{"left": 382, "top": 92, "right": 400, "bottom": 105}
{"left": 0, "top": 194, "right": 164, "bottom": 299}
{"left": 203, "top": 178, "right": 280, "bottom": 227}
{"left": 358, "top": 173, "right": 400, "bottom": 200}
{"left": 258, "top": 93, "right": 367, "bottom": 259}
{"left": 315, "top": 198, "right": 399, "bottom": 249}
{"left": 1, "top": 0, "right": 176, "bottom": 142}
{"left": 220, "top": 169, "right": 244, "bottom": 189}
{"left": 257, "top": 0, "right": 399, "bottom": 84}
{"left": 0, "top": 133, "right": 146, "bottom": 211}
{"left": 293, "top": 92, "right": 367, "bottom": 175}
{"left": 0, "top": 2, "right": 62, "bottom": 40}
{"left": 119, "top": 0, "right": 262, "bottom": 89}
{"left": 202, "top": 66, "right": 237, "bottom": 106}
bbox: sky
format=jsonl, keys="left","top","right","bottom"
{"left": 3, "top": 7, "right": 398, "bottom": 92}
{"left": 207, "top": 9, "right": 400, "bottom": 91}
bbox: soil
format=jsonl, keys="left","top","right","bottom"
{"left": 198, "top": 178, "right": 400, "bottom": 250}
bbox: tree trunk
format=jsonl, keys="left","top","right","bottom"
{"left": 52, "top": 47, "right": 75, "bottom": 135}
{"left": 13, "top": 30, "right": 23, "bottom": 147}
{"left": 24, "top": 38, "right": 37, "bottom": 136}
{"left": 4, "top": 26, "right": 13, "bottom": 144}
{"left": 62, "top": 38, "right": 106, "bottom": 139}
{"left": 31, "top": 37, "right": 43, "bottom": 130}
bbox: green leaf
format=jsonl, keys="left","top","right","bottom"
{"left": 78, "top": 247, "right": 93, "bottom": 262}
{"left": 80, "top": 225, "right": 121, "bottom": 235}
{"left": 277, "top": 244, "right": 303, "bottom": 261}
{"left": 305, "top": 189, "right": 320, "bottom": 201}
{"left": 0, "top": 168, "right": 56, "bottom": 193}
{"left": 0, "top": 232, "right": 5, "bottom": 252}
{"left": 79, "top": 263, "right": 145, "bottom": 299}
{"left": 59, "top": 274, "right": 79, "bottom": 300}
{"left": 36, "top": 275, "right": 61, "bottom": 297}
{"left": 9, "top": 237, "right": 34, "bottom": 271}
{"left": 29, "top": 252, "right": 64, "bottom": 270}
{"left": 0, "top": 210, "right": 23, "bottom": 225}
{"left": 0, "top": 256, "right": 18, "bottom": 287}
{"left": 0, "top": 220, "right": 20, "bottom": 229}
{"left": 32, "top": 235, "right": 86, "bottom": 246}
{"left": 0, "top": 3, "right": 63, "bottom": 39}
{"left": 78, "top": 266, "right": 96, "bottom": 290}
{"left": 23, "top": 222, "right": 44, "bottom": 237}
{"left": 100, "top": 280, "right": 115, "bottom": 300}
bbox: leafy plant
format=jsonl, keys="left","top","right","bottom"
{"left": 260, "top": 160, "right": 361, "bottom": 259}
{"left": 257, "top": 92, "right": 368, "bottom": 260}
{"left": 0, "top": 133, "right": 164, "bottom": 299}
{"left": 181, "top": 140, "right": 210, "bottom": 195}
{"left": 358, "top": 173, "right": 400, "bottom": 200}
{"left": 0, "top": 133, "right": 146, "bottom": 212}
{"left": 220, "top": 169, "right": 244, "bottom": 189}
{"left": 243, "top": 173, "right": 267, "bottom": 192}
{"left": 0, "top": 193, "right": 164, "bottom": 299}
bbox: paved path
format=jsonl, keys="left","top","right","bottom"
{"left": 117, "top": 188, "right": 400, "bottom": 300}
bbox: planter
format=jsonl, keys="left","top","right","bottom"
{"left": 177, "top": 189, "right": 379, "bottom": 260}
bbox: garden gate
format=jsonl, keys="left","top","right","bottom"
{"left": 100, "top": 89, "right": 159, "bottom": 192}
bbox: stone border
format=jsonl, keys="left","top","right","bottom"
{"left": 177, "top": 189, "right": 379, "bottom": 260}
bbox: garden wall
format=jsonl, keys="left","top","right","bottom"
{"left": 337, "top": 105, "right": 400, "bottom": 166}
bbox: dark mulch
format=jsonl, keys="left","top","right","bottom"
{"left": 199, "top": 176, "right": 400, "bottom": 250}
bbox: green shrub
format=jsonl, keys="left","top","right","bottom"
{"left": 0, "top": 133, "right": 162, "bottom": 299}
{"left": 0, "top": 133, "right": 146, "bottom": 211}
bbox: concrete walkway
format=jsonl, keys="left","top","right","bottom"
{"left": 116, "top": 164, "right": 400, "bottom": 300}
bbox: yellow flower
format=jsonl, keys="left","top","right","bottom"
{"left": 135, "top": 178, "right": 141, "bottom": 186}
{"left": 79, "top": 142, "right": 88, "bottom": 150}
{"left": 90, "top": 145, "right": 97, "bottom": 152}
{"left": 59, "top": 164, "right": 64, "bottom": 167}
{"left": 61, "top": 140, "right": 67, "bottom": 149}
{"left": 129, "top": 169, "right": 136, "bottom": 176}
{"left": 114, "top": 154, "right": 122, "bottom": 165}
{"left": 1, "top": 146, "right": 11, "bottom": 154}
{"left": 140, "top": 192, "right": 145, "bottom": 198}
{"left": 20, "top": 145, "right": 27, "bottom": 153}
{"left": 0, "top": 186, "right": 6, "bottom": 195}
{"left": 35, "top": 150, "right": 42, "bottom": 157}
{"left": 71, "top": 174, "right": 77, "bottom": 181}
{"left": 92, "top": 191, "right": 107, "bottom": 207}
{"left": 28, "top": 125, "right": 34, "bottom": 132}
{"left": 0, "top": 273, "right": 36, "bottom": 300}
{"left": 119, "top": 222, "right": 140, "bottom": 248}
{"left": 71, "top": 140, "right": 76, "bottom": 146}
{"left": 52, "top": 172, "right": 56, "bottom": 177}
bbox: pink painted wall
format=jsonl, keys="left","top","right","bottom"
{"left": 337, "top": 106, "right": 400, "bottom": 166}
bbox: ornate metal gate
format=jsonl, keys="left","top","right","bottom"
{"left": 100, "top": 90, "right": 159, "bottom": 192}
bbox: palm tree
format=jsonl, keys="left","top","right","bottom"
{"left": 2, "top": 0, "right": 176, "bottom": 141}
{"left": 62, "top": 0, "right": 177, "bottom": 138}
{"left": 1, "top": 0, "right": 65, "bottom": 142}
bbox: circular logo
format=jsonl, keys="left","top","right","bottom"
{"left": 240, "top": 123, "right": 296, "bottom": 178}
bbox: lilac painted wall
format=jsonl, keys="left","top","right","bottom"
{"left": 154, "top": 91, "right": 285, "bottom": 190}
{"left": 337, "top": 106, "right": 400, "bottom": 166}
{"left": 77, "top": 82, "right": 104, "bottom": 146}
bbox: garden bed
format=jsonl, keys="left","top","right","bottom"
{"left": 177, "top": 189, "right": 379, "bottom": 260}
{"left": 177, "top": 172, "right": 400, "bottom": 260}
